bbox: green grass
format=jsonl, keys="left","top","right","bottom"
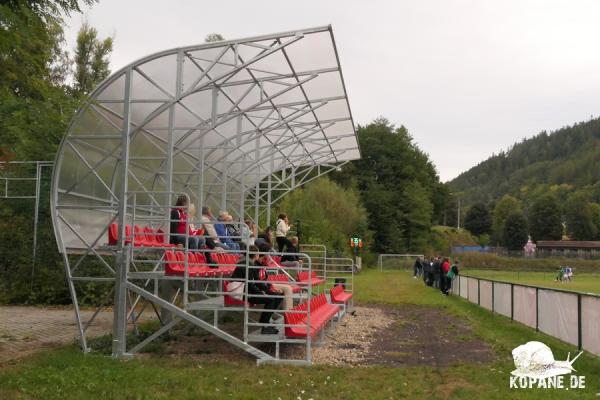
{"left": 1, "top": 270, "right": 600, "bottom": 399}
{"left": 463, "top": 269, "right": 600, "bottom": 295}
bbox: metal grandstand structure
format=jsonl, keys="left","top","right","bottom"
{"left": 50, "top": 25, "right": 360, "bottom": 364}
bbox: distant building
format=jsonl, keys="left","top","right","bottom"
{"left": 536, "top": 241, "right": 600, "bottom": 251}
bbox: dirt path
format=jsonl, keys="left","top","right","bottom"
{"left": 311, "top": 304, "right": 496, "bottom": 367}
{"left": 0, "top": 306, "right": 113, "bottom": 365}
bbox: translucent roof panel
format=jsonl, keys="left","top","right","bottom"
{"left": 52, "top": 25, "right": 360, "bottom": 251}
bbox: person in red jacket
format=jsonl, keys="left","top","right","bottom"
{"left": 440, "top": 257, "right": 451, "bottom": 295}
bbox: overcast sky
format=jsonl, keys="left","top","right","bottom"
{"left": 64, "top": 0, "right": 600, "bottom": 181}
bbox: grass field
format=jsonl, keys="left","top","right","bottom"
{"left": 1, "top": 270, "right": 599, "bottom": 399}
{"left": 462, "top": 269, "right": 600, "bottom": 295}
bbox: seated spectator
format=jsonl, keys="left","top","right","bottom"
{"left": 225, "top": 214, "right": 242, "bottom": 245}
{"left": 281, "top": 236, "right": 302, "bottom": 270}
{"left": 200, "top": 206, "right": 228, "bottom": 250}
{"left": 257, "top": 242, "right": 295, "bottom": 310}
{"left": 170, "top": 195, "right": 203, "bottom": 250}
{"left": 275, "top": 213, "right": 293, "bottom": 252}
{"left": 215, "top": 211, "right": 240, "bottom": 251}
{"left": 240, "top": 219, "right": 256, "bottom": 248}
{"left": 227, "top": 244, "right": 283, "bottom": 334}
{"left": 255, "top": 226, "right": 273, "bottom": 247}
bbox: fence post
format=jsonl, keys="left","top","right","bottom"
{"left": 491, "top": 281, "right": 495, "bottom": 313}
{"left": 510, "top": 284, "right": 514, "bottom": 321}
{"left": 535, "top": 287, "right": 539, "bottom": 332}
{"left": 577, "top": 294, "right": 582, "bottom": 351}
{"left": 477, "top": 278, "right": 480, "bottom": 305}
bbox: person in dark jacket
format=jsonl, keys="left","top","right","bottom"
{"left": 229, "top": 244, "right": 283, "bottom": 334}
{"left": 440, "top": 257, "right": 451, "bottom": 295}
{"left": 413, "top": 257, "right": 423, "bottom": 278}
{"left": 432, "top": 257, "right": 441, "bottom": 288}
{"left": 281, "top": 236, "right": 302, "bottom": 269}
{"left": 423, "top": 257, "right": 433, "bottom": 286}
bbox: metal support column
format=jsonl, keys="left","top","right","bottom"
{"left": 112, "top": 68, "right": 133, "bottom": 357}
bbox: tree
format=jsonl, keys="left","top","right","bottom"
{"left": 529, "top": 194, "right": 563, "bottom": 241}
{"left": 275, "top": 177, "right": 371, "bottom": 256}
{"left": 331, "top": 118, "right": 443, "bottom": 253}
{"left": 0, "top": 1, "right": 109, "bottom": 304}
{"left": 205, "top": 33, "right": 225, "bottom": 42}
{"left": 401, "top": 181, "right": 433, "bottom": 251}
{"left": 565, "top": 193, "right": 597, "bottom": 240}
{"left": 492, "top": 195, "right": 522, "bottom": 245}
{"left": 503, "top": 211, "right": 528, "bottom": 251}
{"left": 73, "top": 22, "right": 113, "bottom": 97}
{"left": 464, "top": 203, "right": 491, "bottom": 236}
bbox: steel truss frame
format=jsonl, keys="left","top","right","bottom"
{"left": 50, "top": 26, "right": 360, "bottom": 364}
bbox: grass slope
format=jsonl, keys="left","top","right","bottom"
{"left": 1, "top": 270, "right": 599, "bottom": 399}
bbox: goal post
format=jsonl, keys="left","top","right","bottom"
{"left": 377, "top": 254, "right": 425, "bottom": 272}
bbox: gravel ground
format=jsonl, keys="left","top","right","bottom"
{"left": 311, "top": 306, "right": 394, "bottom": 366}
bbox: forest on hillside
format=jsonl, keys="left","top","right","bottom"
{"left": 449, "top": 117, "right": 600, "bottom": 207}
{"left": 448, "top": 117, "right": 600, "bottom": 248}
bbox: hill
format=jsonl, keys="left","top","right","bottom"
{"left": 448, "top": 116, "right": 600, "bottom": 207}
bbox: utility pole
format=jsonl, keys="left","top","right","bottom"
{"left": 457, "top": 197, "right": 461, "bottom": 230}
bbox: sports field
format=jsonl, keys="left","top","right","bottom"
{"left": 463, "top": 269, "right": 600, "bottom": 295}
{"left": 1, "top": 270, "right": 599, "bottom": 399}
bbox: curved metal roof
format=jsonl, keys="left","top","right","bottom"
{"left": 51, "top": 25, "right": 360, "bottom": 251}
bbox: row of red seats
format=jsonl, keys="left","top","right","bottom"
{"left": 296, "top": 270, "right": 326, "bottom": 286}
{"left": 266, "top": 273, "right": 302, "bottom": 293}
{"left": 330, "top": 284, "right": 353, "bottom": 305}
{"left": 108, "top": 223, "right": 174, "bottom": 248}
{"left": 284, "top": 293, "right": 340, "bottom": 338}
{"left": 164, "top": 250, "right": 238, "bottom": 277}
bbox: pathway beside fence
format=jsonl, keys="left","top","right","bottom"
{"left": 452, "top": 275, "right": 600, "bottom": 357}
{"left": 0, "top": 306, "right": 113, "bottom": 364}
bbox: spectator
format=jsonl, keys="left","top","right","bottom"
{"left": 432, "top": 257, "right": 441, "bottom": 288}
{"left": 423, "top": 257, "right": 434, "bottom": 286}
{"left": 258, "top": 243, "right": 295, "bottom": 310}
{"left": 413, "top": 256, "right": 423, "bottom": 279}
{"left": 440, "top": 257, "right": 450, "bottom": 295}
{"left": 275, "top": 213, "right": 292, "bottom": 252}
{"left": 281, "top": 236, "right": 302, "bottom": 270}
{"left": 240, "top": 219, "right": 256, "bottom": 248}
{"left": 169, "top": 195, "right": 203, "bottom": 250}
{"left": 225, "top": 214, "right": 242, "bottom": 245}
{"left": 214, "top": 211, "right": 239, "bottom": 251}
{"left": 256, "top": 226, "right": 273, "bottom": 247}
{"left": 228, "top": 244, "right": 283, "bottom": 334}
{"left": 447, "top": 261, "right": 460, "bottom": 289}
{"left": 200, "top": 206, "right": 228, "bottom": 250}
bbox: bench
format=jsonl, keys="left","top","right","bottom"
{"left": 330, "top": 284, "right": 353, "bottom": 305}
{"left": 108, "top": 223, "right": 175, "bottom": 248}
{"left": 283, "top": 293, "right": 339, "bottom": 338}
{"left": 296, "top": 270, "right": 326, "bottom": 286}
{"left": 164, "top": 250, "right": 235, "bottom": 278}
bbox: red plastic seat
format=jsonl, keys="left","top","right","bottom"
{"left": 266, "top": 273, "right": 301, "bottom": 293}
{"left": 145, "top": 226, "right": 175, "bottom": 248}
{"left": 108, "top": 223, "right": 118, "bottom": 245}
{"left": 133, "top": 225, "right": 153, "bottom": 247}
{"left": 296, "top": 271, "right": 326, "bottom": 286}
{"left": 223, "top": 280, "right": 252, "bottom": 307}
{"left": 283, "top": 294, "right": 339, "bottom": 338}
{"left": 330, "top": 285, "right": 353, "bottom": 304}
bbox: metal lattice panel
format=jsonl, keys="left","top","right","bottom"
{"left": 52, "top": 25, "right": 359, "bottom": 252}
